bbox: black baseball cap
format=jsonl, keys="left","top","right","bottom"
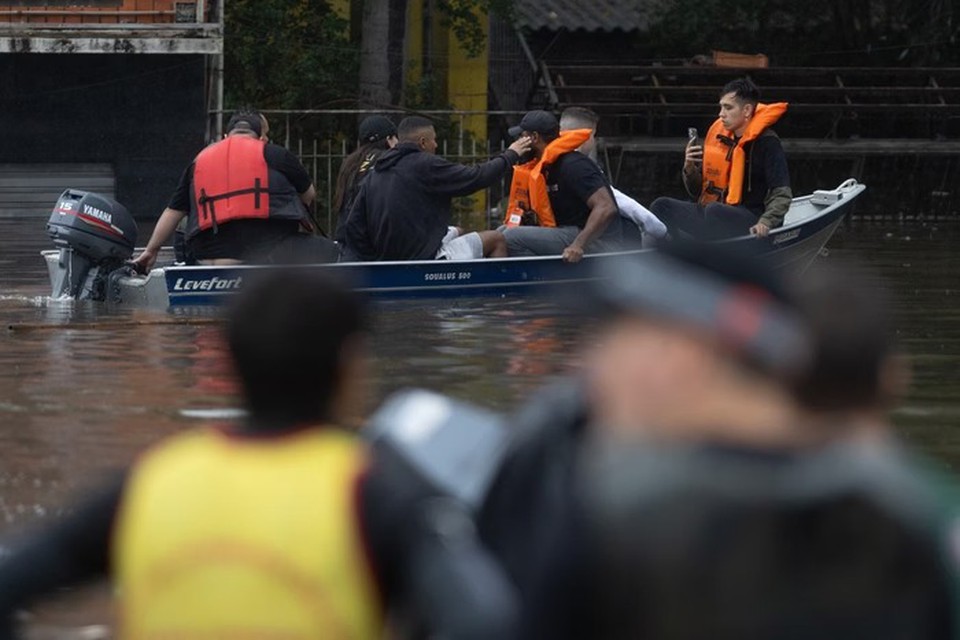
{"left": 359, "top": 115, "right": 398, "bottom": 143}
{"left": 578, "top": 241, "right": 812, "bottom": 379}
{"left": 509, "top": 110, "right": 560, "bottom": 138}
{"left": 226, "top": 112, "right": 263, "bottom": 137}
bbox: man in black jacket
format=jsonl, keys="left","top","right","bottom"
{"left": 341, "top": 116, "right": 531, "bottom": 261}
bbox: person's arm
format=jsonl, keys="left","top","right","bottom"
{"left": 754, "top": 186, "right": 792, "bottom": 235}
{"left": 752, "top": 135, "right": 792, "bottom": 236}
{"left": 359, "top": 444, "right": 518, "bottom": 639}
{"left": 611, "top": 187, "right": 668, "bottom": 239}
{"left": 268, "top": 145, "right": 315, "bottom": 207}
{"left": 131, "top": 163, "right": 193, "bottom": 272}
{"left": 0, "top": 474, "right": 125, "bottom": 636}
{"left": 131, "top": 207, "right": 186, "bottom": 272}
{"left": 425, "top": 138, "right": 530, "bottom": 198}
{"left": 682, "top": 139, "right": 703, "bottom": 199}
{"left": 563, "top": 187, "right": 618, "bottom": 263}
{"left": 300, "top": 184, "right": 317, "bottom": 207}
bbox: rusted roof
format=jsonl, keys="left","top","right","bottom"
{"left": 514, "top": 0, "right": 649, "bottom": 32}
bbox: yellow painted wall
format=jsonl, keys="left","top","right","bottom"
{"left": 329, "top": 0, "right": 350, "bottom": 20}
{"left": 445, "top": 6, "right": 488, "bottom": 144}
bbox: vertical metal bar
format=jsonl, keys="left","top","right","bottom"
{"left": 285, "top": 114, "right": 290, "bottom": 149}
{"left": 327, "top": 139, "right": 334, "bottom": 233}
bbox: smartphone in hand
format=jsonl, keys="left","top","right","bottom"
{"left": 686, "top": 127, "right": 703, "bottom": 166}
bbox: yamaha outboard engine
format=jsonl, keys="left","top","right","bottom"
{"left": 47, "top": 189, "right": 138, "bottom": 300}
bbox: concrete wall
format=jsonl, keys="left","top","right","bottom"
{"left": 0, "top": 53, "right": 206, "bottom": 219}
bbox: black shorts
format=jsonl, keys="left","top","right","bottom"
{"left": 188, "top": 219, "right": 300, "bottom": 260}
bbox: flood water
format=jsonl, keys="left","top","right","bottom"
{"left": 1, "top": 214, "right": 959, "bottom": 636}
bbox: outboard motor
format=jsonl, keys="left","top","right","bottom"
{"left": 47, "top": 189, "right": 138, "bottom": 300}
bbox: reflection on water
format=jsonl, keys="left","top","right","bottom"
{"left": 1, "top": 216, "right": 959, "bottom": 635}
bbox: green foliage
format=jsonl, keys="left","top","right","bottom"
{"left": 437, "top": 0, "right": 516, "bottom": 58}
{"left": 643, "top": 0, "right": 960, "bottom": 66}
{"left": 224, "top": 0, "right": 359, "bottom": 109}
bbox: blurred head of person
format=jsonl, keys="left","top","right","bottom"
{"left": 574, "top": 255, "right": 949, "bottom": 640}
{"left": 227, "top": 270, "right": 369, "bottom": 432}
{"left": 581, "top": 240, "right": 811, "bottom": 447}
{"left": 559, "top": 106, "right": 601, "bottom": 160}
{"left": 789, "top": 261, "right": 910, "bottom": 435}
{"left": 398, "top": 115, "right": 438, "bottom": 155}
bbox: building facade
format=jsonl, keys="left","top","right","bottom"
{"left": 0, "top": 0, "right": 223, "bottom": 218}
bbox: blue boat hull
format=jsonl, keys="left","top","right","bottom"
{"left": 42, "top": 181, "right": 866, "bottom": 308}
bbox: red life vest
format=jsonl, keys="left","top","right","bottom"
{"left": 504, "top": 129, "right": 593, "bottom": 228}
{"left": 193, "top": 136, "right": 272, "bottom": 232}
{"left": 700, "top": 102, "right": 788, "bottom": 206}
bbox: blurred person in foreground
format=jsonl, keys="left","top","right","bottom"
{"left": 0, "top": 271, "right": 516, "bottom": 640}
{"left": 533, "top": 258, "right": 958, "bottom": 639}
{"left": 333, "top": 115, "right": 398, "bottom": 251}
{"left": 480, "top": 241, "right": 813, "bottom": 621}
{"left": 481, "top": 245, "right": 958, "bottom": 639}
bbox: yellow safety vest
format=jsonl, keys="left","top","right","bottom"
{"left": 114, "top": 427, "right": 381, "bottom": 640}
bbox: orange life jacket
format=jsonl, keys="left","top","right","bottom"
{"left": 504, "top": 129, "right": 593, "bottom": 228}
{"left": 700, "top": 102, "right": 788, "bottom": 206}
{"left": 193, "top": 136, "right": 272, "bottom": 232}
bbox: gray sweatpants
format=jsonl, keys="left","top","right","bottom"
{"left": 503, "top": 225, "right": 620, "bottom": 257}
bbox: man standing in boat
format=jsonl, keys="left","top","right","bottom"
{"left": 132, "top": 108, "right": 337, "bottom": 271}
{"left": 340, "top": 116, "right": 531, "bottom": 261}
{"left": 650, "top": 78, "right": 792, "bottom": 239}
{"left": 501, "top": 110, "right": 622, "bottom": 263}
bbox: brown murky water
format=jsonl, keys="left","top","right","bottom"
{"left": 1, "top": 215, "right": 958, "bottom": 636}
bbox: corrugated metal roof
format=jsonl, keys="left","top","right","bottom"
{"left": 514, "top": 0, "right": 649, "bottom": 32}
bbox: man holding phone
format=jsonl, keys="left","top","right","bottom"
{"left": 651, "top": 78, "right": 792, "bottom": 239}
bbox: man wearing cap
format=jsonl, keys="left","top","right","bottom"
{"left": 132, "top": 107, "right": 337, "bottom": 270}
{"left": 501, "top": 110, "right": 621, "bottom": 263}
{"left": 341, "top": 115, "right": 531, "bottom": 261}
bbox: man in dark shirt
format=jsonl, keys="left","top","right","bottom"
{"left": 341, "top": 116, "right": 531, "bottom": 261}
{"left": 0, "top": 270, "right": 516, "bottom": 639}
{"left": 501, "top": 110, "right": 621, "bottom": 263}
{"left": 650, "top": 78, "right": 792, "bottom": 240}
{"left": 132, "top": 108, "right": 336, "bottom": 271}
